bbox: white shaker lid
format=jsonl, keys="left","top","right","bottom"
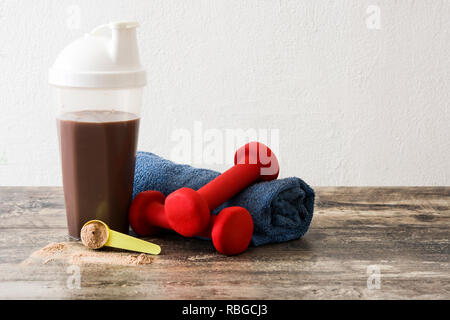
{"left": 49, "top": 21, "right": 146, "bottom": 88}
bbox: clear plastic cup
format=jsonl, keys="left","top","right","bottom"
{"left": 50, "top": 21, "right": 146, "bottom": 238}
{"left": 56, "top": 87, "right": 142, "bottom": 238}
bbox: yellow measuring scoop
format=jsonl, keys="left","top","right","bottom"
{"left": 81, "top": 220, "right": 161, "bottom": 255}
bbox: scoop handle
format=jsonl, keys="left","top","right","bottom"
{"left": 104, "top": 229, "right": 161, "bottom": 255}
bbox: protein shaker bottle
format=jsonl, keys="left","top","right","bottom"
{"left": 49, "top": 21, "right": 146, "bottom": 238}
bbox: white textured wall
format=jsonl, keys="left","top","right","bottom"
{"left": 0, "top": 0, "right": 449, "bottom": 186}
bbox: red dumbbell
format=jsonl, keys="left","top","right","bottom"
{"left": 131, "top": 190, "right": 254, "bottom": 255}
{"left": 129, "top": 141, "right": 279, "bottom": 239}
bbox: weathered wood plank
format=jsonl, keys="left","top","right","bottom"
{"left": 0, "top": 187, "right": 448, "bottom": 299}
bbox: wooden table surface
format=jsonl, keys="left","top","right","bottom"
{"left": 0, "top": 187, "right": 448, "bottom": 299}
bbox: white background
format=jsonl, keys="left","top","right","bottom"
{"left": 0, "top": 0, "right": 449, "bottom": 186}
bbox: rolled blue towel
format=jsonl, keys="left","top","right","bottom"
{"left": 133, "top": 151, "right": 315, "bottom": 246}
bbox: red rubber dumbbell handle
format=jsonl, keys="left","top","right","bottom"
{"left": 144, "top": 200, "right": 216, "bottom": 237}
{"left": 198, "top": 142, "right": 278, "bottom": 210}
{"left": 198, "top": 164, "right": 260, "bottom": 210}
{"left": 145, "top": 195, "right": 170, "bottom": 229}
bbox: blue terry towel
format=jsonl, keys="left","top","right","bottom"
{"left": 133, "top": 151, "right": 315, "bottom": 246}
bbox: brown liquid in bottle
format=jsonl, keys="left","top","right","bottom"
{"left": 57, "top": 110, "right": 140, "bottom": 239}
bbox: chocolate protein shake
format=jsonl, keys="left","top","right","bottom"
{"left": 58, "top": 110, "right": 139, "bottom": 238}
